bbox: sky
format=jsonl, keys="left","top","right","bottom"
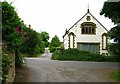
{"left": 3, "top": 0, "right": 115, "bottom": 41}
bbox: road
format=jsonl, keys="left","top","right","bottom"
{"left": 14, "top": 53, "right": 118, "bottom": 82}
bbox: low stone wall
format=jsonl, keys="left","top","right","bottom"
{"left": 6, "top": 53, "right": 15, "bottom": 83}
{"left": 7, "top": 54, "right": 15, "bottom": 82}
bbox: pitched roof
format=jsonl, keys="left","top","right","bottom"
{"left": 63, "top": 9, "right": 108, "bottom": 38}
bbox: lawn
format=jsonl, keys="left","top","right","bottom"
{"left": 110, "top": 70, "right": 120, "bottom": 82}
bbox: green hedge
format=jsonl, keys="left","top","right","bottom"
{"left": 52, "top": 48, "right": 118, "bottom": 62}
{"left": 50, "top": 47, "right": 56, "bottom": 53}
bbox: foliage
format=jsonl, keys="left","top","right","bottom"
{"left": 15, "top": 50, "right": 24, "bottom": 68}
{"left": 2, "top": 1, "right": 45, "bottom": 55}
{"left": 2, "top": 1, "right": 24, "bottom": 50}
{"left": 52, "top": 48, "right": 118, "bottom": 62}
{"left": 2, "top": 54, "right": 11, "bottom": 81}
{"left": 100, "top": 2, "right": 120, "bottom": 24}
{"left": 100, "top": 1, "right": 120, "bottom": 57}
{"left": 108, "top": 26, "right": 120, "bottom": 42}
{"left": 40, "top": 31, "right": 49, "bottom": 47}
{"left": 49, "top": 35, "right": 61, "bottom": 52}
{"left": 107, "top": 26, "right": 120, "bottom": 57}
{"left": 1, "top": 1, "right": 49, "bottom": 83}
{"left": 1, "top": 1, "right": 25, "bottom": 70}
{"left": 49, "top": 47, "right": 56, "bottom": 53}
{"left": 1, "top": 1, "right": 46, "bottom": 70}
{"left": 20, "top": 29, "right": 44, "bottom": 55}
{"left": 40, "top": 31, "right": 49, "bottom": 41}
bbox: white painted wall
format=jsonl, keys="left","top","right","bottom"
{"left": 70, "top": 35, "right": 73, "bottom": 48}
{"left": 63, "top": 12, "right": 108, "bottom": 54}
{"left": 63, "top": 34, "right": 68, "bottom": 49}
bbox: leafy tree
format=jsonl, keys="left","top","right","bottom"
{"left": 2, "top": 1, "right": 24, "bottom": 50}
{"left": 100, "top": 2, "right": 120, "bottom": 24}
{"left": 40, "top": 31, "right": 49, "bottom": 41}
{"left": 20, "top": 28, "right": 44, "bottom": 54}
{"left": 49, "top": 35, "right": 61, "bottom": 52}
{"left": 40, "top": 31, "right": 49, "bottom": 47}
{"left": 2, "top": 1, "right": 45, "bottom": 56}
{"left": 100, "top": 1, "right": 120, "bottom": 56}
{"left": 1, "top": 1, "right": 25, "bottom": 68}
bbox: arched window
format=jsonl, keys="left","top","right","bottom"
{"left": 102, "top": 33, "right": 107, "bottom": 50}
{"left": 68, "top": 32, "right": 75, "bottom": 48}
{"left": 81, "top": 22, "right": 96, "bottom": 34}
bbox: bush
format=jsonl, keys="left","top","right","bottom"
{"left": 15, "top": 50, "right": 23, "bottom": 68}
{"left": 50, "top": 47, "right": 56, "bottom": 53}
{"left": 104, "top": 56, "right": 119, "bottom": 62}
{"left": 52, "top": 48, "right": 118, "bottom": 62}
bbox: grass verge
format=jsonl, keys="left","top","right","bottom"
{"left": 110, "top": 70, "right": 120, "bottom": 82}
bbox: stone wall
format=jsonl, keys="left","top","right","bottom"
{"left": 6, "top": 53, "right": 15, "bottom": 83}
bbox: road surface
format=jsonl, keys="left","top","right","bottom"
{"left": 14, "top": 53, "right": 118, "bottom": 82}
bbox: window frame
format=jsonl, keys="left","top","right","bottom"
{"left": 81, "top": 22, "right": 96, "bottom": 34}
{"left": 102, "top": 33, "right": 107, "bottom": 50}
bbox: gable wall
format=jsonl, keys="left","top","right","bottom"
{"left": 63, "top": 13, "right": 109, "bottom": 54}
{"left": 63, "top": 34, "right": 68, "bottom": 49}
{"left": 70, "top": 13, "right": 108, "bottom": 43}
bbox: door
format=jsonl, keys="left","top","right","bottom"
{"left": 77, "top": 43, "right": 99, "bottom": 53}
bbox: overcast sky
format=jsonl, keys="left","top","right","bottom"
{"left": 4, "top": 0, "right": 115, "bottom": 41}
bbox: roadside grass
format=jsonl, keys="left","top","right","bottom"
{"left": 109, "top": 70, "right": 120, "bottom": 82}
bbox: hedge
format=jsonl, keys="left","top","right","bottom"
{"left": 52, "top": 48, "right": 118, "bottom": 62}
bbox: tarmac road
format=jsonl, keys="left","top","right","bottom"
{"left": 14, "top": 53, "right": 118, "bottom": 82}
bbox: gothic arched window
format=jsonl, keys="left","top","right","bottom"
{"left": 68, "top": 32, "right": 75, "bottom": 48}
{"left": 102, "top": 33, "right": 107, "bottom": 50}
{"left": 81, "top": 22, "right": 96, "bottom": 34}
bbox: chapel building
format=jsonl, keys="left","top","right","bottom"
{"left": 63, "top": 9, "right": 109, "bottom": 54}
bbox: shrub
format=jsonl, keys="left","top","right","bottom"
{"left": 15, "top": 50, "right": 23, "bottom": 68}
{"left": 52, "top": 48, "right": 118, "bottom": 62}
{"left": 50, "top": 47, "right": 56, "bottom": 53}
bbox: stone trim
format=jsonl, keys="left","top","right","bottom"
{"left": 68, "top": 32, "right": 75, "bottom": 48}
{"left": 101, "top": 33, "right": 108, "bottom": 50}
{"left": 81, "top": 22, "right": 96, "bottom": 34}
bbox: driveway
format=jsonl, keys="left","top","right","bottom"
{"left": 14, "top": 53, "right": 118, "bottom": 82}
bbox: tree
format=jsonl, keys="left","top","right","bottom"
{"left": 2, "top": 1, "right": 45, "bottom": 56}
{"left": 40, "top": 31, "right": 49, "bottom": 41}
{"left": 100, "top": 2, "right": 120, "bottom": 24}
{"left": 20, "top": 28, "right": 45, "bottom": 54}
{"left": 100, "top": 1, "right": 120, "bottom": 56}
{"left": 40, "top": 31, "right": 49, "bottom": 47}
{"left": 49, "top": 35, "right": 61, "bottom": 52}
{"left": 2, "top": 1, "right": 26, "bottom": 68}
{"left": 2, "top": 1, "right": 24, "bottom": 50}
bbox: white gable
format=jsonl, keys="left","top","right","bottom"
{"left": 69, "top": 12, "right": 108, "bottom": 42}
{"left": 63, "top": 10, "right": 109, "bottom": 54}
